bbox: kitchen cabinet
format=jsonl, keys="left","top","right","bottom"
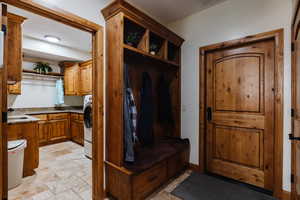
{"left": 8, "top": 81, "right": 21, "bottom": 94}
{"left": 7, "top": 13, "right": 26, "bottom": 83}
{"left": 64, "top": 63, "right": 80, "bottom": 96}
{"left": 61, "top": 60, "right": 92, "bottom": 96}
{"left": 79, "top": 60, "right": 92, "bottom": 95}
{"left": 7, "top": 122, "right": 39, "bottom": 177}
{"left": 70, "top": 113, "right": 84, "bottom": 145}
{"left": 31, "top": 113, "right": 70, "bottom": 146}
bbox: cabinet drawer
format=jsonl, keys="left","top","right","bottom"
{"left": 78, "top": 114, "right": 84, "bottom": 121}
{"left": 31, "top": 114, "right": 47, "bottom": 121}
{"left": 133, "top": 162, "right": 167, "bottom": 200}
{"left": 48, "top": 113, "right": 69, "bottom": 120}
{"left": 70, "top": 113, "right": 78, "bottom": 120}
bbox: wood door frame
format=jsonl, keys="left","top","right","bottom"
{"left": 0, "top": 1, "right": 104, "bottom": 199}
{"left": 292, "top": 1, "right": 300, "bottom": 200}
{"left": 199, "top": 29, "right": 284, "bottom": 199}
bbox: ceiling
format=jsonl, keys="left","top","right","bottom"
{"left": 6, "top": 0, "right": 228, "bottom": 61}
{"left": 127, "top": 0, "right": 229, "bottom": 23}
{"left": 7, "top": 5, "right": 92, "bottom": 53}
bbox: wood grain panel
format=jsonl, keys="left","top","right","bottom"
{"left": 210, "top": 159, "right": 264, "bottom": 188}
{"left": 214, "top": 126, "right": 262, "bottom": 168}
{"left": 7, "top": 122, "right": 39, "bottom": 177}
{"left": 213, "top": 112, "right": 264, "bottom": 129}
{"left": 106, "top": 13, "right": 124, "bottom": 166}
{"left": 215, "top": 55, "right": 261, "bottom": 112}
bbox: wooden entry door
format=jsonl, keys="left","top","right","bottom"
{"left": 205, "top": 39, "right": 275, "bottom": 191}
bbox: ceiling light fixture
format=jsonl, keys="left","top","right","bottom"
{"left": 44, "top": 35, "right": 61, "bottom": 43}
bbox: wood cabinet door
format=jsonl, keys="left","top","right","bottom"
{"left": 205, "top": 40, "right": 275, "bottom": 190}
{"left": 7, "top": 13, "right": 25, "bottom": 83}
{"left": 71, "top": 120, "right": 84, "bottom": 145}
{"left": 38, "top": 121, "right": 49, "bottom": 146}
{"left": 8, "top": 81, "right": 21, "bottom": 94}
{"left": 64, "top": 64, "right": 79, "bottom": 95}
{"left": 48, "top": 119, "right": 69, "bottom": 141}
{"left": 79, "top": 65, "right": 92, "bottom": 95}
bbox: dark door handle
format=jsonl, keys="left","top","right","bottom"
{"left": 207, "top": 107, "right": 212, "bottom": 121}
{"left": 289, "top": 134, "right": 300, "bottom": 141}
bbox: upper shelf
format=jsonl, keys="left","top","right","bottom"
{"left": 123, "top": 17, "right": 181, "bottom": 66}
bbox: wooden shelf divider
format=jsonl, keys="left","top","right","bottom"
{"left": 124, "top": 44, "right": 179, "bottom": 67}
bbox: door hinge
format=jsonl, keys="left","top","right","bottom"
{"left": 291, "top": 174, "right": 295, "bottom": 183}
{"left": 292, "top": 42, "right": 295, "bottom": 52}
{"left": 289, "top": 133, "right": 300, "bottom": 141}
{"left": 292, "top": 108, "right": 295, "bottom": 118}
{"left": 2, "top": 112, "right": 7, "bottom": 123}
{"left": 1, "top": 24, "right": 7, "bottom": 35}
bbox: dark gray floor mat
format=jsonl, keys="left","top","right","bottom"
{"left": 171, "top": 172, "right": 277, "bottom": 200}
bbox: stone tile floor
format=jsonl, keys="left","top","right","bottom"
{"left": 8, "top": 141, "right": 190, "bottom": 200}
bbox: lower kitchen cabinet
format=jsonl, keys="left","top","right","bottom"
{"left": 7, "top": 122, "right": 39, "bottom": 177}
{"left": 70, "top": 113, "right": 84, "bottom": 145}
{"left": 71, "top": 120, "right": 84, "bottom": 145}
{"left": 32, "top": 113, "right": 70, "bottom": 146}
{"left": 48, "top": 119, "right": 70, "bottom": 142}
{"left": 38, "top": 120, "right": 50, "bottom": 146}
{"left": 31, "top": 113, "right": 83, "bottom": 146}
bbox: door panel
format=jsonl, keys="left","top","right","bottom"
{"left": 215, "top": 55, "right": 261, "bottom": 112}
{"left": 206, "top": 40, "right": 275, "bottom": 190}
{"left": 293, "top": 40, "right": 300, "bottom": 199}
{"left": 214, "top": 126, "right": 262, "bottom": 168}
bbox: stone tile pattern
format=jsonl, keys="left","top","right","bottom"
{"left": 8, "top": 141, "right": 191, "bottom": 200}
{"left": 9, "top": 142, "right": 92, "bottom": 200}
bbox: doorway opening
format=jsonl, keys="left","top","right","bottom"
{"left": 0, "top": 1, "right": 104, "bottom": 200}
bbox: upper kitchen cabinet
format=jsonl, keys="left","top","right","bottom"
{"left": 7, "top": 13, "right": 26, "bottom": 83}
{"left": 79, "top": 60, "right": 92, "bottom": 95}
{"left": 61, "top": 62, "right": 80, "bottom": 96}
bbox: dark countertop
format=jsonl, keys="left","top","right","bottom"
{"left": 8, "top": 107, "right": 84, "bottom": 124}
{"left": 25, "top": 109, "right": 83, "bottom": 115}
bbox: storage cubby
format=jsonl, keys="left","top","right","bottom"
{"left": 124, "top": 17, "right": 148, "bottom": 51}
{"left": 168, "top": 42, "right": 180, "bottom": 63}
{"left": 149, "top": 32, "right": 167, "bottom": 58}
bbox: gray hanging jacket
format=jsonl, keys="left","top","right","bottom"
{"left": 124, "top": 65, "right": 137, "bottom": 162}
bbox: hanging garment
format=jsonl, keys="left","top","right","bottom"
{"left": 55, "top": 79, "right": 64, "bottom": 105}
{"left": 137, "top": 72, "right": 154, "bottom": 146}
{"left": 157, "top": 74, "right": 174, "bottom": 134}
{"left": 124, "top": 65, "right": 137, "bottom": 162}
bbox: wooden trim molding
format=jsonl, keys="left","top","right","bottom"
{"left": 199, "top": 29, "right": 284, "bottom": 199}
{"left": 282, "top": 190, "right": 291, "bottom": 200}
{"left": 101, "top": 0, "right": 184, "bottom": 46}
{"left": 189, "top": 163, "right": 201, "bottom": 172}
{"left": 1, "top": 0, "right": 101, "bottom": 32}
{"left": 0, "top": 1, "right": 104, "bottom": 200}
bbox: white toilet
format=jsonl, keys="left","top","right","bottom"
{"left": 8, "top": 139, "right": 27, "bottom": 190}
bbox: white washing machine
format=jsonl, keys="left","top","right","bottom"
{"left": 83, "top": 95, "right": 92, "bottom": 159}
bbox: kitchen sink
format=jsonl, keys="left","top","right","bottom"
{"left": 8, "top": 116, "right": 29, "bottom": 120}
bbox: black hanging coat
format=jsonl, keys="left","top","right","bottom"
{"left": 137, "top": 72, "right": 154, "bottom": 146}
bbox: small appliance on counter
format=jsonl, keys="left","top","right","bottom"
{"left": 83, "top": 95, "right": 92, "bottom": 159}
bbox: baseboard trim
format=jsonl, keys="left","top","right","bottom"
{"left": 189, "top": 163, "right": 200, "bottom": 172}
{"left": 281, "top": 190, "right": 291, "bottom": 200}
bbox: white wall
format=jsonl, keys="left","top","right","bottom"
{"left": 168, "top": 0, "right": 292, "bottom": 191}
{"left": 8, "top": 59, "right": 83, "bottom": 108}
{"left": 23, "top": 36, "right": 91, "bottom": 61}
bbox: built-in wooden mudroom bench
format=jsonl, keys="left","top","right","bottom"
{"left": 102, "top": 1, "right": 190, "bottom": 199}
